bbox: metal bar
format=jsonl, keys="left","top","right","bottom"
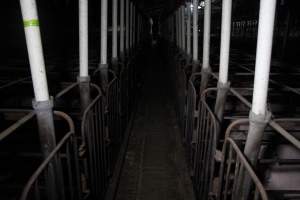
{"left": 112, "top": 0, "right": 118, "bottom": 61}
{"left": 202, "top": 0, "right": 211, "bottom": 70}
{"left": 218, "top": 0, "right": 232, "bottom": 84}
{"left": 79, "top": 0, "right": 89, "bottom": 77}
{"left": 193, "top": 0, "right": 199, "bottom": 62}
{"left": 125, "top": 0, "right": 129, "bottom": 51}
{"left": 130, "top": 2, "right": 133, "bottom": 49}
{"left": 186, "top": 2, "right": 191, "bottom": 56}
{"left": 120, "top": 0, "right": 125, "bottom": 56}
{"left": 181, "top": 5, "right": 186, "bottom": 52}
{"left": 100, "top": 0, "right": 108, "bottom": 65}
{"left": 20, "top": 0, "right": 49, "bottom": 102}
{"left": 251, "top": 0, "right": 277, "bottom": 116}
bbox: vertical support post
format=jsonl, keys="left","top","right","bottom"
{"left": 193, "top": 0, "right": 199, "bottom": 62}
{"left": 100, "top": 0, "right": 108, "bottom": 86}
{"left": 130, "top": 2, "right": 133, "bottom": 51}
{"left": 137, "top": 14, "right": 140, "bottom": 44}
{"left": 178, "top": 8, "right": 182, "bottom": 49}
{"left": 200, "top": 0, "right": 212, "bottom": 93}
{"left": 176, "top": 10, "right": 180, "bottom": 47}
{"left": 181, "top": 5, "right": 186, "bottom": 53}
{"left": 112, "top": 0, "right": 118, "bottom": 64}
{"left": 186, "top": 2, "right": 191, "bottom": 58}
{"left": 125, "top": 0, "right": 130, "bottom": 55}
{"left": 236, "top": 1, "right": 276, "bottom": 199}
{"left": 78, "top": 0, "right": 91, "bottom": 113}
{"left": 19, "top": 0, "right": 59, "bottom": 199}
{"left": 133, "top": 5, "right": 136, "bottom": 48}
{"left": 202, "top": 0, "right": 211, "bottom": 70}
{"left": 214, "top": 0, "right": 232, "bottom": 128}
{"left": 20, "top": 0, "right": 56, "bottom": 157}
{"left": 244, "top": 0, "right": 276, "bottom": 165}
{"left": 120, "top": 0, "right": 125, "bottom": 60}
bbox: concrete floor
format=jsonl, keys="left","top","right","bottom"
{"left": 115, "top": 44, "right": 195, "bottom": 200}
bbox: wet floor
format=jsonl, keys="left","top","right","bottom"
{"left": 115, "top": 43, "right": 195, "bottom": 200}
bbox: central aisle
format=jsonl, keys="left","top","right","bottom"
{"left": 115, "top": 43, "right": 195, "bottom": 200}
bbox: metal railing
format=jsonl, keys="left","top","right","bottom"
{"left": 218, "top": 134, "right": 268, "bottom": 200}
{"left": 81, "top": 85, "right": 108, "bottom": 199}
{"left": 185, "top": 73, "right": 201, "bottom": 168}
{"left": 20, "top": 111, "right": 81, "bottom": 200}
{"left": 0, "top": 109, "right": 80, "bottom": 200}
{"left": 106, "top": 70, "right": 121, "bottom": 173}
{"left": 55, "top": 82, "right": 109, "bottom": 199}
{"left": 192, "top": 88, "right": 218, "bottom": 200}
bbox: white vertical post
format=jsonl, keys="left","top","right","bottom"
{"left": 181, "top": 5, "right": 186, "bottom": 52}
{"left": 125, "top": 0, "right": 129, "bottom": 51}
{"left": 100, "top": 0, "right": 108, "bottom": 65}
{"left": 176, "top": 10, "right": 179, "bottom": 47}
{"left": 179, "top": 8, "right": 182, "bottom": 49}
{"left": 20, "top": 0, "right": 49, "bottom": 102}
{"left": 133, "top": 4, "right": 135, "bottom": 47}
{"left": 130, "top": 2, "right": 133, "bottom": 49}
{"left": 193, "top": 0, "right": 199, "bottom": 62}
{"left": 251, "top": 0, "right": 277, "bottom": 116}
{"left": 202, "top": 0, "right": 211, "bottom": 69}
{"left": 79, "top": 0, "right": 89, "bottom": 78}
{"left": 186, "top": 2, "right": 191, "bottom": 57}
{"left": 120, "top": 0, "right": 125, "bottom": 57}
{"left": 112, "top": 0, "right": 118, "bottom": 61}
{"left": 218, "top": 0, "right": 232, "bottom": 84}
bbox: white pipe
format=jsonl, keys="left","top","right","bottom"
{"left": 125, "top": 0, "right": 129, "bottom": 51}
{"left": 186, "top": 2, "right": 191, "bottom": 56}
{"left": 137, "top": 15, "right": 140, "bottom": 43}
{"left": 219, "top": 0, "right": 232, "bottom": 84}
{"left": 202, "top": 0, "right": 211, "bottom": 69}
{"left": 251, "top": 0, "right": 277, "bottom": 115}
{"left": 133, "top": 5, "right": 136, "bottom": 46}
{"left": 120, "top": 0, "right": 125, "bottom": 55}
{"left": 20, "top": 0, "right": 50, "bottom": 102}
{"left": 79, "top": 0, "right": 88, "bottom": 78}
{"left": 179, "top": 8, "right": 182, "bottom": 49}
{"left": 130, "top": 2, "right": 133, "bottom": 49}
{"left": 112, "top": 0, "right": 118, "bottom": 60}
{"left": 181, "top": 5, "right": 186, "bottom": 51}
{"left": 193, "top": 0, "right": 199, "bottom": 61}
{"left": 176, "top": 10, "right": 179, "bottom": 47}
{"left": 100, "top": 0, "right": 108, "bottom": 65}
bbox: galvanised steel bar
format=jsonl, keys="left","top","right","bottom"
{"left": 133, "top": 5, "right": 136, "bottom": 47}
{"left": 193, "top": 0, "right": 199, "bottom": 62}
{"left": 218, "top": 0, "right": 232, "bottom": 85}
{"left": 125, "top": 0, "right": 129, "bottom": 52}
{"left": 202, "top": 0, "right": 211, "bottom": 70}
{"left": 100, "top": 0, "right": 108, "bottom": 86}
{"left": 79, "top": 0, "right": 89, "bottom": 78}
{"left": 176, "top": 10, "right": 180, "bottom": 47}
{"left": 19, "top": 0, "right": 56, "bottom": 158}
{"left": 179, "top": 8, "right": 182, "bottom": 49}
{"left": 214, "top": 0, "right": 232, "bottom": 127}
{"left": 181, "top": 5, "right": 186, "bottom": 52}
{"left": 130, "top": 2, "right": 133, "bottom": 50}
{"left": 186, "top": 2, "right": 191, "bottom": 57}
{"left": 244, "top": 0, "right": 277, "bottom": 165}
{"left": 112, "top": 0, "right": 118, "bottom": 63}
{"left": 78, "top": 0, "right": 91, "bottom": 113}
{"left": 120, "top": 0, "right": 125, "bottom": 59}
{"left": 20, "top": 0, "right": 49, "bottom": 102}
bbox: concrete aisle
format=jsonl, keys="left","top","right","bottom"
{"left": 115, "top": 44, "right": 195, "bottom": 200}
